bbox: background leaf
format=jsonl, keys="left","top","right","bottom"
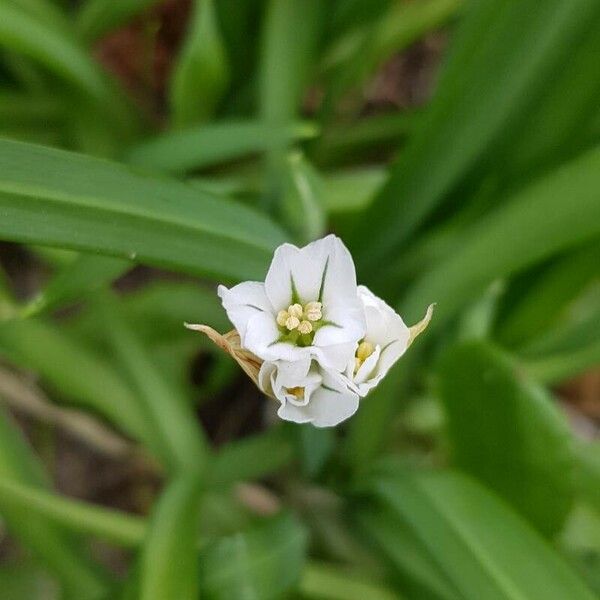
{"left": 438, "top": 340, "right": 574, "bottom": 535}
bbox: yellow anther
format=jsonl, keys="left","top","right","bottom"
{"left": 304, "top": 301, "right": 322, "bottom": 321}
{"left": 354, "top": 357, "right": 363, "bottom": 373}
{"left": 286, "top": 386, "right": 305, "bottom": 400}
{"left": 357, "top": 341, "right": 375, "bottom": 361}
{"left": 297, "top": 320, "right": 313, "bottom": 335}
{"left": 276, "top": 310, "right": 289, "bottom": 327}
{"left": 285, "top": 315, "right": 300, "bottom": 330}
{"left": 288, "top": 303, "right": 304, "bottom": 318}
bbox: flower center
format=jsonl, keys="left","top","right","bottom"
{"left": 276, "top": 301, "right": 324, "bottom": 346}
{"left": 286, "top": 386, "right": 305, "bottom": 400}
{"left": 354, "top": 341, "right": 375, "bottom": 373}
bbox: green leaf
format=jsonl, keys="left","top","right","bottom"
{"left": 139, "top": 474, "right": 203, "bottom": 600}
{"left": 97, "top": 292, "right": 208, "bottom": 474}
{"left": 438, "top": 340, "right": 574, "bottom": 536}
{"left": 575, "top": 442, "right": 600, "bottom": 516}
{"left": 324, "top": 0, "right": 462, "bottom": 111}
{"left": 294, "top": 424, "right": 335, "bottom": 478}
{"left": 22, "top": 254, "right": 130, "bottom": 316}
{"left": 401, "top": 145, "right": 600, "bottom": 327}
{"left": 209, "top": 427, "right": 294, "bottom": 487}
{"left": 299, "top": 561, "right": 400, "bottom": 600}
{"left": 498, "top": 241, "right": 600, "bottom": 347}
{"left": 198, "top": 513, "right": 308, "bottom": 599}
{"left": 0, "top": 92, "right": 62, "bottom": 124}
{"left": 356, "top": 507, "right": 460, "bottom": 600}
{"left": 127, "top": 119, "right": 317, "bottom": 174}
{"left": 170, "top": 0, "right": 230, "bottom": 127}
{"left": 525, "top": 340, "right": 600, "bottom": 385}
{"left": 349, "top": 0, "right": 600, "bottom": 275}
{"left": 0, "top": 4, "right": 133, "bottom": 127}
{"left": 259, "top": 0, "right": 321, "bottom": 206}
{"left": 0, "top": 407, "right": 108, "bottom": 599}
{"left": 77, "top": 0, "right": 159, "bottom": 41}
{"left": 372, "top": 468, "right": 597, "bottom": 600}
{"left": 69, "top": 280, "right": 228, "bottom": 345}
{"left": 322, "top": 167, "right": 385, "bottom": 213}
{"left": 281, "top": 151, "right": 327, "bottom": 244}
{"left": 315, "top": 112, "right": 418, "bottom": 167}
{"left": 502, "top": 19, "right": 600, "bottom": 179}
{"left": 0, "top": 563, "right": 55, "bottom": 600}
{"left": 344, "top": 361, "right": 407, "bottom": 475}
{"left": 0, "top": 477, "right": 146, "bottom": 548}
{"left": 0, "top": 318, "right": 163, "bottom": 456}
{"left": 0, "top": 139, "right": 286, "bottom": 281}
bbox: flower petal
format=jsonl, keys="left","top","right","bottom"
{"left": 313, "top": 341, "right": 358, "bottom": 372}
{"left": 305, "top": 370, "right": 360, "bottom": 427}
{"left": 218, "top": 282, "right": 273, "bottom": 342}
{"left": 265, "top": 235, "right": 359, "bottom": 309}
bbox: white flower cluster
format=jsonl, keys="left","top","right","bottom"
{"left": 213, "top": 235, "right": 432, "bottom": 428}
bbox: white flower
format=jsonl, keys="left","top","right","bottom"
{"left": 258, "top": 358, "right": 359, "bottom": 427}
{"left": 218, "top": 235, "right": 365, "bottom": 371}
{"left": 344, "top": 286, "right": 411, "bottom": 397}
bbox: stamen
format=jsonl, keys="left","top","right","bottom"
{"left": 286, "top": 386, "right": 305, "bottom": 400}
{"left": 285, "top": 315, "right": 300, "bottom": 330}
{"left": 276, "top": 310, "right": 289, "bottom": 327}
{"left": 357, "top": 341, "right": 375, "bottom": 361}
{"left": 354, "top": 357, "right": 363, "bottom": 373}
{"left": 288, "top": 303, "right": 303, "bottom": 318}
{"left": 298, "top": 320, "right": 313, "bottom": 335}
{"left": 305, "top": 301, "right": 322, "bottom": 321}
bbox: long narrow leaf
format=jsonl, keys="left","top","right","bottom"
{"left": 0, "top": 477, "right": 145, "bottom": 548}
{"left": 128, "top": 119, "right": 316, "bottom": 174}
{"left": 97, "top": 293, "right": 208, "bottom": 474}
{"left": 402, "top": 145, "right": 600, "bottom": 326}
{"left": 139, "top": 474, "right": 203, "bottom": 600}
{"left": 0, "top": 407, "right": 108, "bottom": 598}
{"left": 0, "top": 318, "right": 162, "bottom": 456}
{"left": 374, "top": 469, "right": 596, "bottom": 599}
{"left": 0, "top": 139, "right": 286, "bottom": 281}
{"left": 349, "top": 0, "right": 600, "bottom": 276}
{"left": 438, "top": 340, "right": 574, "bottom": 535}
{"left": 170, "top": 0, "right": 229, "bottom": 127}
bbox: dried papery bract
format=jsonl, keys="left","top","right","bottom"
{"left": 183, "top": 324, "right": 269, "bottom": 395}
{"left": 408, "top": 303, "right": 435, "bottom": 347}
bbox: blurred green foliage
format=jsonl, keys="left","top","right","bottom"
{"left": 0, "top": 0, "right": 599, "bottom": 598}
